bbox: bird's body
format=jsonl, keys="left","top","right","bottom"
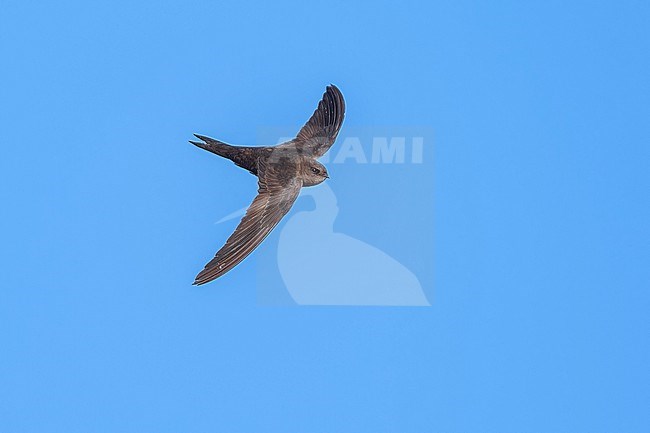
{"left": 190, "top": 85, "right": 345, "bottom": 285}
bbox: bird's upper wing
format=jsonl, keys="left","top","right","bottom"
{"left": 193, "top": 160, "right": 302, "bottom": 285}
{"left": 293, "top": 84, "right": 345, "bottom": 158}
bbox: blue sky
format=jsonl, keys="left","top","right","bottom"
{"left": 1, "top": 0, "right": 649, "bottom": 432}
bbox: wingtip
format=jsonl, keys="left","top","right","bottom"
{"left": 193, "top": 268, "right": 218, "bottom": 286}
{"left": 326, "top": 83, "right": 340, "bottom": 93}
{"left": 324, "top": 84, "right": 344, "bottom": 109}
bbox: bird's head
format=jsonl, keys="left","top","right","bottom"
{"left": 302, "top": 160, "right": 329, "bottom": 186}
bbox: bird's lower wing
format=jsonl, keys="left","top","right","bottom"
{"left": 194, "top": 172, "right": 302, "bottom": 285}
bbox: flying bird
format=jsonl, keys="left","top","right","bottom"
{"left": 190, "top": 85, "right": 345, "bottom": 285}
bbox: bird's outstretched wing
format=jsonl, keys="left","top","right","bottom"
{"left": 293, "top": 84, "right": 345, "bottom": 158}
{"left": 193, "top": 160, "right": 302, "bottom": 285}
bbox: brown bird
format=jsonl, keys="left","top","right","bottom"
{"left": 190, "top": 85, "right": 345, "bottom": 285}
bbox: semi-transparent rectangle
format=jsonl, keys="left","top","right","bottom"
{"left": 255, "top": 126, "right": 434, "bottom": 306}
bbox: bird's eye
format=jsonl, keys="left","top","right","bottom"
{"left": 311, "top": 167, "right": 320, "bottom": 174}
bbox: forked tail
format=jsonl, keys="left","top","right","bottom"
{"left": 190, "top": 134, "right": 259, "bottom": 175}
